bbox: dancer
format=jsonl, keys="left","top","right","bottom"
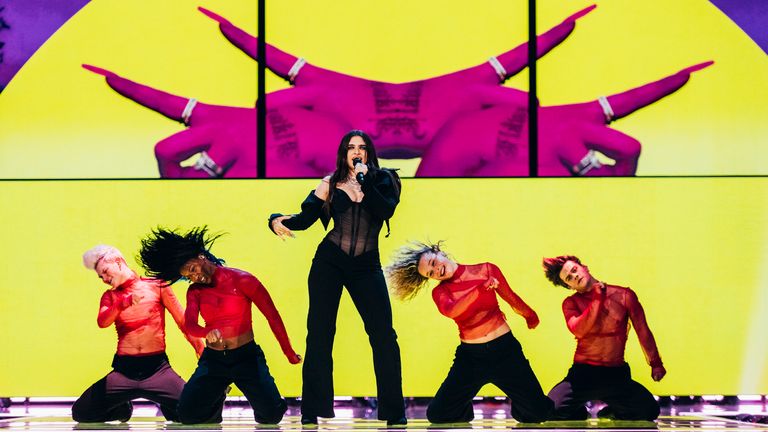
{"left": 72, "top": 245, "right": 204, "bottom": 423}
{"left": 386, "top": 241, "right": 552, "bottom": 424}
{"left": 269, "top": 130, "right": 406, "bottom": 425}
{"left": 137, "top": 227, "right": 301, "bottom": 424}
{"left": 542, "top": 255, "right": 665, "bottom": 420}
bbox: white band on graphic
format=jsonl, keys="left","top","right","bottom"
{"left": 598, "top": 96, "right": 615, "bottom": 123}
{"left": 288, "top": 58, "right": 307, "bottom": 82}
{"left": 194, "top": 151, "right": 224, "bottom": 178}
{"left": 182, "top": 98, "right": 198, "bottom": 126}
{"left": 572, "top": 150, "right": 603, "bottom": 176}
{"left": 488, "top": 56, "right": 508, "bottom": 82}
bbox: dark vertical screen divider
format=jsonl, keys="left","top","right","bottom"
{"left": 528, "top": 0, "right": 537, "bottom": 177}
{"left": 257, "top": 0, "right": 266, "bottom": 178}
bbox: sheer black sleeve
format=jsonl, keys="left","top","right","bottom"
{"left": 268, "top": 191, "right": 326, "bottom": 234}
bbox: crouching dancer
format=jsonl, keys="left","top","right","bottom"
{"left": 138, "top": 227, "right": 301, "bottom": 424}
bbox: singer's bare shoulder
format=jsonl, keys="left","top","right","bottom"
{"left": 313, "top": 176, "right": 331, "bottom": 200}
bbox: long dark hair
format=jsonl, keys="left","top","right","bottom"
{"left": 137, "top": 226, "right": 225, "bottom": 285}
{"left": 323, "top": 130, "right": 380, "bottom": 215}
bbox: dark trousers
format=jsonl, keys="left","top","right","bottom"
{"left": 548, "top": 362, "right": 660, "bottom": 421}
{"left": 72, "top": 353, "right": 184, "bottom": 422}
{"left": 177, "top": 341, "right": 286, "bottom": 424}
{"left": 302, "top": 240, "right": 405, "bottom": 420}
{"left": 426, "top": 332, "right": 553, "bottom": 424}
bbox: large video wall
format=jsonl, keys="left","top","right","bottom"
{"left": 0, "top": 0, "right": 765, "bottom": 178}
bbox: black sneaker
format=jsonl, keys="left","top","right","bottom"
{"left": 301, "top": 415, "right": 318, "bottom": 425}
{"left": 117, "top": 401, "right": 133, "bottom": 423}
{"left": 596, "top": 406, "right": 615, "bottom": 420}
{"left": 386, "top": 416, "right": 408, "bottom": 427}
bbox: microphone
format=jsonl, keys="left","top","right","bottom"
{"left": 352, "top": 158, "right": 365, "bottom": 184}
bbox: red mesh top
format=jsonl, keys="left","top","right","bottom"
{"left": 99, "top": 276, "right": 200, "bottom": 356}
{"left": 431, "top": 263, "right": 537, "bottom": 340}
{"left": 184, "top": 266, "right": 298, "bottom": 362}
{"left": 562, "top": 284, "right": 663, "bottom": 367}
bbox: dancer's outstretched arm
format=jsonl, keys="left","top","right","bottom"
{"left": 626, "top": 289, "right": 666, "bottom": 381}
{"left": 237, "top": 273, "right": 302, "bottom": 364}
{"left": 487, "top": 263, "right": 539, "bottom": 328}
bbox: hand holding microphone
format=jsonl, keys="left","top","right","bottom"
{"left": 352, "top": 157, "right": 367, "bottom": 184}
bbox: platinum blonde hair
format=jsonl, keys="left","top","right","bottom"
{"left": 82, "top": 245, "right": 124, "bottom": 270}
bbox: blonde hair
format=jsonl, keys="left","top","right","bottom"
{"left": 82, "top": 245, "right": 124, "bottom": 270}
{"left": 385, "top": 240, "right": 446, "bottom": 301}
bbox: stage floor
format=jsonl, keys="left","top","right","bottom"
{"left": 1, "top": 399, "right": 767, "bottom": 431}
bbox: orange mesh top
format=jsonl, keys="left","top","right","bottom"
{"left": 99, "top": 276, "right": 196, "bottom": 356}
{"left": 431, "top": 263, "right": 536, "bottom": 340}
{"left": 562, "top": 284, "right": 662, "bottom": 367}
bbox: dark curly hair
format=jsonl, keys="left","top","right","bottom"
{"left": 542, "top": 255, "right": 582, "bottom": 288}
{"left": 137, "top": 226, "right": 224, "bottom": 284}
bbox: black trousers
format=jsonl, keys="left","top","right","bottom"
{"left": 72, "top": 353, "right": 184, "bottom": 422}
{"left": 547, "top": 362, "right": 660, "bottom": 421}
{"left": 302, "top": 239, "right": 405, "bottom": 420}
{"left": 177, "top": 341, "right": 286, "bottom": 424}
{"left": 426, "top": 332, "right": 553, "bottom": 423}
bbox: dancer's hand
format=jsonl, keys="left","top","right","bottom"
{"left": 121, "top": 293, "right": 143, "bottom": 309}
{"left": 271, "top": 216, "right": 295, "bottom": 240}
{"left": 483, "top": 276, "right": 499, "bottom": 290}
{"left": 206, "top": 328, "right": 223, "bottom": 344}
{"left": 289, "top": 353, "right": 303, "bottom": 365}
{"left": 651, "top": 365, "right": 666, "bottom": 381}
{"left": 525, "top": 312, "right": 540, "bottom": 329}
{"left": 594, "top": 282, "right": 606, "bottom": 296}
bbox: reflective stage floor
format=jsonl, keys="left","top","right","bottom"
{"left": 1, "top": 397, "right": 767, "bottom": 431}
